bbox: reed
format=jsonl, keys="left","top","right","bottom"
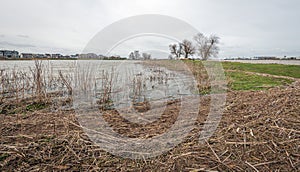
{"left": 58, "top": 70, "right": 73, "bottom": 96}
{"left": 96, "top": 67, "right": 117, "bottom": 110}
{"left": 29, "top": 60, "right": 45, "bottom": 102}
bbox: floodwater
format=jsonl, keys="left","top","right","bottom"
{"left": 0, "top": 60, "right": 198, "bottom": 123}
{"left": 1, "top": 59, "right": 299, "bottom": 71}
{"left": 0, "top": 60, "right": 195, "bottom": 95}
{"left": 222, "top": 60, "right": 300, "bottom": 65}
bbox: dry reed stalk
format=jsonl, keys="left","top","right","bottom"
{"left": 29, "top": 60, "right": 45, "bottom": 102}
{"left": 97, "top": 67, "right": 117, "bottom": 110}
{"left": 58, "top": 71, "right": 73, "bottom": 96}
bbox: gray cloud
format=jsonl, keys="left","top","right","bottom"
{"left": 0, "top": 41, "right": 35, "bottom": 48}
{"left": 17, "top": 35, "right": 29, "bottom": 38}
{"left": 0, "top": 0, "right": 299, "bottom": 58}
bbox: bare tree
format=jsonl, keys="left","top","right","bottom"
{"left": 129, "top": 52, "right": 135, "bottom": 60}
{"left": 194, "top": 33, "right": 220, "bottom": 60}
{"left": 180, "top": 39, "right": 195, "bottom": 59}
{"left": 142, "top": 52, "right": 151, "bottom": 60}
{"left": 169, "top": 43, "right": 183, "bottom": 59}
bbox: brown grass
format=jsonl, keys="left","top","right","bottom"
{"left": 0, "top": 60, "right": 299, "bottom": 171}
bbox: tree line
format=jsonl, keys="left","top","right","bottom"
{"left": 169, "top": 33, "right": 220, "bottom": 60}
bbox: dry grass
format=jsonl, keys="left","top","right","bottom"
{"left": 0, "top": 60, "right": 299, "bottom": 171}
{"left": 1, "top": 82, "right": 299, "bottom": 171}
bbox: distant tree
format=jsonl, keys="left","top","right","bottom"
{"left": 129, "top": 50, "right": 142, "bottom": 60}
{"left": 194, "top": 33, "right": 220, "bottom": 60}
{"left": 134, "top": 50, "right": 141, "bottom": 59}
{"left": 180, "top": 39, "right": 195, "bottom": 59}
{"left": 142, "top": 52, "right": 151, "bottom": 60}
{"left": 169, "top": 43, "right": 183, "bottom": 59}
{"left": 129, "top": 52, "right": 135, "bottom": 60}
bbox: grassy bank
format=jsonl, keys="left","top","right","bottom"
{"left": 225, "top": 71, "right": 293, "bottom": 91}
{"left": 182, "top": 60, "right": 297, "bottom": 91}
{"left": 221, "top": 61, "right": 298, "bottom": 90}
{"left": 222, "top": 61, "right": 300, "bottom": 78}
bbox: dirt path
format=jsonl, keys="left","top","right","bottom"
{"left": 226, "top": 69, "right": 300, "bottom": 82}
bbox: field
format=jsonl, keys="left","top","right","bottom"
{"left": 222, "top": 61, "right": 300, "bottom": 78}
{"left": 0, "top": 60, "right": 299, "bottom": 171}
{"left": 222, "top": 62, "right": 299, "bottom": 91}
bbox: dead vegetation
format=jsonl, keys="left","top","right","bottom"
{"left": 0, "top": 60, "right": 299, "bottom": 171}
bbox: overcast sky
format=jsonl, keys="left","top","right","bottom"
{"left": 1, "top": 0, "right": 300, "bottom": 58}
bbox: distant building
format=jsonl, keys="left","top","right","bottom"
{"left": 98, "top": 54, "right": 106, "bottom": 59}
{"left": 35, "top": 54, "right": 46, "bottom": 58}
{"left": 0, "top": 50, "right": 19, "bottom": 58}
{"left": 286, "top": 57, "right": 297, "bottom": 60}
{"left": 79, "top": 53, "right": 98, "bottom": 59}
{"left": 51, "top": 54, "right": 62, "bottom": 58}
{"left": 253, "top": 56, "right": 279, "bottom": 60}
{"left": 45, "top": 54, "right": 51, "bottom": 58}
{"left": 70, "top": 54, "right": 79, "bottom": 59}
{"left": 21, "top": 53, "right": 34, "bottom": 58}
{"left": 62, "top": 55, "right": 71, "bottom": 59}
{"left": 21, "top": 53, "right": 49, "bottom": 58}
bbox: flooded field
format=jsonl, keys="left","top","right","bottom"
{"left": 0, "top": 59, "right": 202, "bottom": 158}
{"left": 0, "top": 60, "right": 198, "bottom": 114}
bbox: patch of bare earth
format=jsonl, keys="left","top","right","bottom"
{"left": 0, "top": 82, "right": 299, "bottom": 171}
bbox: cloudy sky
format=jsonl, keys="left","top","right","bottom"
{"left": 1, "top": 0, "right": 300, "bottom": 58}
